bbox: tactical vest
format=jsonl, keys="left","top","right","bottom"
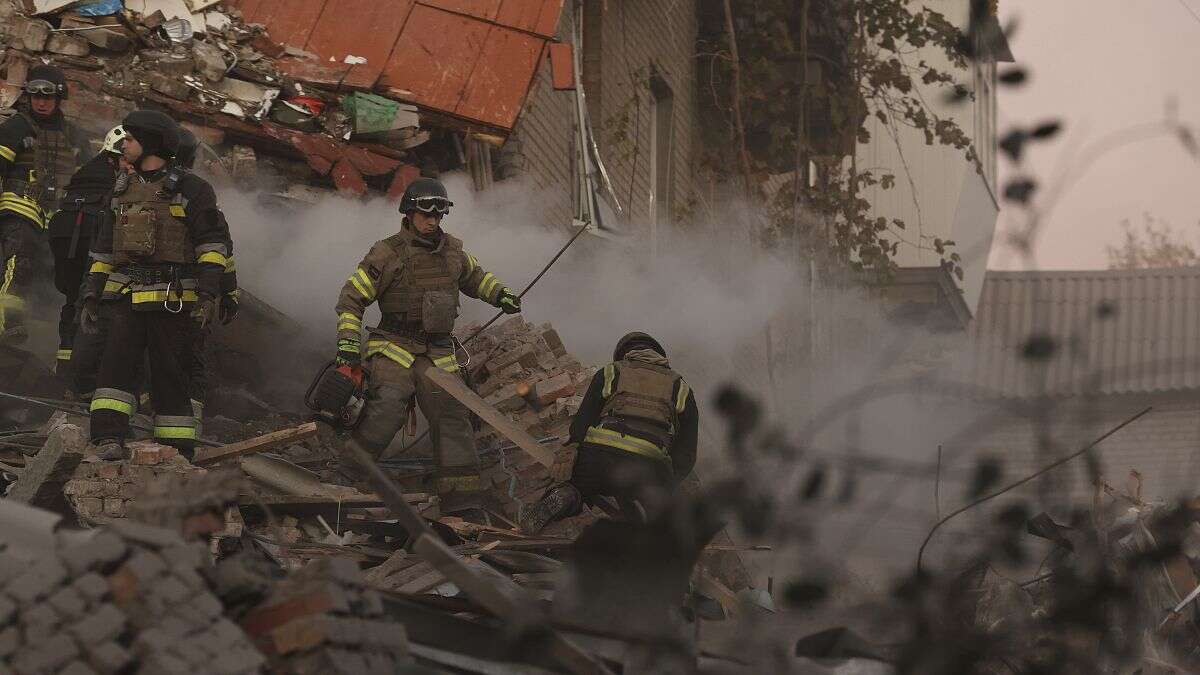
{"left": 377, "top": 233, "right": 465, "bottom": 335}
{"left": 111, "top": 175, "right": 192, "bottom": 266}
{"left": 598, "top": 360, "right": 682, "bottom": 451}
{"left": 8, "top": 113, "right": 78, "bottom": 212}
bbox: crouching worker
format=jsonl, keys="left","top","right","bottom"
{"left": 520, "top": 332, "right": 698, "bottom": 534}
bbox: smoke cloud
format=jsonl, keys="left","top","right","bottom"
{"left": 215, "top": 173, "right": 1013, "bottom": 580}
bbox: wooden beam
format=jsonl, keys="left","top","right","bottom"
{"left": 193, "top": 422, "right": 318, "bottom": 466}
{"left": 420, "top": 367, "right": 555, "bottom": 468}
{"left": 343, "top": 439, "right": 612, "bottom": 675}
{"left": 7, "top": 418, "right": 85, "bottom": 506}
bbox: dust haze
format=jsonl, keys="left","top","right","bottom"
{"left": 217, "top": 173, "right": 1032, "bottom": 579}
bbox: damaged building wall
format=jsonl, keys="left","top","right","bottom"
{"left": 962, "top": 267, "right": 1200, "bottom": 508}
{"left": 968, "top": 393, "right": 1200, "bottom": 506}
{"left": 510, "top": 0, "right": 700, "bottom": 236}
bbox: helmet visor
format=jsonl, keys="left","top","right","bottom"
{"left": 412, "top": 195, "right": 452, "bottom": 216}
{"left": 24, "top": 80, "right": 59, "bottom": 96}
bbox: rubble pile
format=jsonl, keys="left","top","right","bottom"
{"left": 0, "top": 0, "right": 436, "bottom": 199}
{"left": 233, "top": 557, "right": 413, "bottom": 674}
{"left": 0, "top": 320, "right": 759, "bottom": 672}
{"left": 460, "top": 316, "right": 593, "bottom": 526}
{"left": 0, "top": 499, "right": 266, "bottom": 674}
{"left": 64, "top": 440, "right": 204, "bottom": 520}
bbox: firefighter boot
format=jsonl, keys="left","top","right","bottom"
{"left": 519, "top": 484, "right": 582, "bottom": 535}
{"left": 93, "top": 440, "right": 128, "bottom": 461}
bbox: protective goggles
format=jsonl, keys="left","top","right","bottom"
{"left": 24, "top": 80, "right": 61, "bottom": 96}
{"left": 413, "top": 196, "right": 452, "bottom": 215}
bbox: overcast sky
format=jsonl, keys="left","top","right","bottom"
{"left": 989, "top": 0, "right": 1200, "bottom": 270}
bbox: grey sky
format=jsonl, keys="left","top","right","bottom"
{"left": 989, "top": 0, "right": 1200, "bottom": 270}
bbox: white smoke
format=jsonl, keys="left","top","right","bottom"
{"left": 214, "top": 173, "right": 1012, "bottom": 579}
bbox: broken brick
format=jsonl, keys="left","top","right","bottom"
{"left": 535, "top": 369, "right": 576, "bottom": 401}
{"left": 131, "top": 445, "right": 162, "bottom": 466}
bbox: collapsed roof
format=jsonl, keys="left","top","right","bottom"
{"left": 2, "top": 0, "right": 567, "bottom": 198}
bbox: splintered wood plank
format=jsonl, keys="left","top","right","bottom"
{"left": 193, "top": 422, "right": 318, "bottom": 466}
{"left": 420, "top": 367, "right": 555, "bottom": 467}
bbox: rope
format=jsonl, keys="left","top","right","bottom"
{"left": 462, "top": 222, "right": 591, "bottom": 345}
{"left": 915, "top": 406, "right": 1153, "bottom": 574}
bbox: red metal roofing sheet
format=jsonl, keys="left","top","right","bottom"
{"left": 275, "top": 59, "right": 380, "bottom": 91}
{"left": 380, "top": 4, "right": 491, "bottom": 113}
{"left": 457, "top": 26, "right": 544, "bottom": 128}
{"left": 305, "top": 0, "right": 414, "bottom": 72}
{"left": 241, "top": 0, "right": 324, "bottom": 51}
{"left": 419, "top": 0, "right": 501, "bottom": 21}
{"left": 496, "top": 0, "right": 563, "bottom": 37}
{"left": 548, "top": 42, "right": 574, "bottom": 89}
{"left": 233, "top": 0, "right": 566, "bottom": 132}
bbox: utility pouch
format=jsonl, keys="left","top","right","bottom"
{"left": 115, "top": 207, "right": 157, "bottom": 258}
{"left": 422, "top": 290, "right": 459, "bottom": 335}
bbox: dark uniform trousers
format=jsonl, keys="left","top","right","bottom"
{"left": 189, "top": 321, "right": 213, "bottom": 403}
{"left": 70, "top": 301, "right": 106, "bottom": 398}
{"left": 566, "top": 444, "right": 673, "bottom": 518}
{"left": 90, "top": 299, "right": 196, "bottom": 455}
{"left": 0, "top": 213, "right": 38, "bottom": 332}
{"left": 49, "top": 233, "right": 90, "bottom": 368}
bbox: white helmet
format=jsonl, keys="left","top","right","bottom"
{"left": 101, "top": 125, "right": 128, "bottom": 155}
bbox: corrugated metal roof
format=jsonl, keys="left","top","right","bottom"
{"left": 231, "top": 0, "right": 563, "bottom": 131}
{"left": 968, "top": 267, "right": 1200, "bottom": 398}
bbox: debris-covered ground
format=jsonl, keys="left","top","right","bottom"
{"left": 0, "top": 318, "right": 760, "bottom": 674}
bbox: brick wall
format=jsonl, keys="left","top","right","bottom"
{"left": 508, "top": 0, "right": 700, "bottom": 235}
{"left": 967, "top": 392, "right": 1200, "bottom": 505}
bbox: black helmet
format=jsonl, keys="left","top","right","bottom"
{"left": 122, "top": 109, "right": 180, "bottom": 160}
{"left": 175, "top": 128, "right": 199, "bottom": 169}
{"left": 24, "top": 64, "right": 67, "bottom": 99}
{"left": 613, "top": 332, "right": 666, "bottom": 361}
{"left": 398, "top": 177, "right": 453, "bottom": 217}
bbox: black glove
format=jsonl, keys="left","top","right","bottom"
{"left": 336, "top": 339, "right": 360, "bottom": 366}
{"left": 219, "top": 292, "right": 239, "bottom": 325}
{"left": 497, "top": 288, "right": 521, "bottom": 315}
{"left": 79, "top": 298, "right": 100, "bottom": 335}
{"left": 191, "top": 295, "right": 217, "bottom": 329}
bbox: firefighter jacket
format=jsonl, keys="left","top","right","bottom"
{"left": 84, "top": 169, "right": 231, "bottom": 311}
{"left": 0, "top": 110, "right": 85, "bottom": 227}
{"left": 217, "top": 210, "right": 238, "bottom": 303}
{"left": 48, "top": 152, "right": 117, "bottom": 254}
{"left": 568, "top": 349, "right": 698, "bottom": 479}
{"left": 335, "top": 225, "right": 512, "bottom": 372}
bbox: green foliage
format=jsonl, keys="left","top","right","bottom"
{"left": 697, "top": 0, "right": 977, "bottom": 279}
{"left": 1106, "top": 214, "right": 1200, "bottom": 270}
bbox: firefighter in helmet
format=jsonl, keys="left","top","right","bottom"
{"left": 175, "top": 127, "right": 239, "bottom": 430}
{"left": 520, "top": 332, "right": 699, "bottom": 534}
{"left": 335, "top": 177, "right": 521, "bottom": 514}
{"left": 49, "top": 125, "right": 127, "bottom": 379}
{"left": 82, "top": 110, "right": 234, "bottom": 460}
{"left": 0, "top": 64, "right": 87, "bottom": 344}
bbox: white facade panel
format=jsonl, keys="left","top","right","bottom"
{"left": 856, "top": 0, "right": 1000, "bottom": 316}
